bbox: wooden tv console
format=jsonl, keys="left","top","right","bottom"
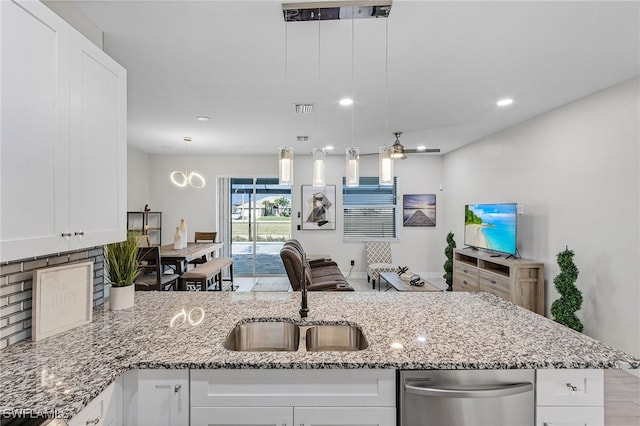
{"left": 453, "top": 248, "right": 545, "bottom": 315}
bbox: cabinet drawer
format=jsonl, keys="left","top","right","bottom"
{"left": 478, "top": 270, "right": 511, "bottom": 300}
{"left": 536, "top": 405, "right": 604, "bottom": 426}
{"left": 454, "top": 263, "right": 477, "bottom": 278}
{"left": 453, "top": 274, "right": 478, "bottom": 292}
{"left": 536, "top": 369, "right": 603, "bottom": 406}
{"left": 191, "top": 369, "right": 395, "bottom": 407}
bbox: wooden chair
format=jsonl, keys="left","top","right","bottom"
{"left": 189, "top": 231, "right": 218, "bottom": 266}
{"left": 135, "top": 246, "right": 179, "bottom": 291}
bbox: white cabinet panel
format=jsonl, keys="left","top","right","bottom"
{"left": 68, "top": 378, "right": 121, "bottom": 426}
{"left": 123, "top": 369, "right": 189, "bottom": 426}
{"left": 537, "top": 370, "right": 603, "bottom": 407}
{"left": 191, "top": 407, "right": 293, "bottom": 426}
{"left": 1, "top": 0, "right": 71, "bottom": 260}
{"left": 536, "top": 406, "right": 604, "bottom": 426}
{"left": 295, "top": 407, "right": 396, "bottom": 426}
{"left": 68, "top": 31, "right": 126, "bottom": 249}
{"left": 191, "top": 369, "right": 395, "bottom": 407}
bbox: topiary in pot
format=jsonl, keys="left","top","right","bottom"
{"left": 443, "top": 231, "right": 456, "bottom": 291}
{"left": 550, "top": 246, "right": 583, "bottom": 332}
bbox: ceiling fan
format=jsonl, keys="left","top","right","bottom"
{"left": 362, "top": 132, "right": 441, "bottom": 159}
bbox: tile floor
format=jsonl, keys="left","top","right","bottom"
{"left": 233, "top": 275, "right": 639, "bottom": 425}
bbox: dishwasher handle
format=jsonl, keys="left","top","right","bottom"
{"left": 404, "top": 379, "right": 533, "bottom": 399}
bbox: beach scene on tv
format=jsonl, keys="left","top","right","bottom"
{"left": 464, "top": 203, "right": 517, "bottom": 255}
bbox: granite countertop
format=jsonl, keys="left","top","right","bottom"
{"left": 1, "top": 291, "right": 638, "bottom": 419}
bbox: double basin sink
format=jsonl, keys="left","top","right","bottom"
{"left": 224, "top": 319, "right": 368, "bottom": 352}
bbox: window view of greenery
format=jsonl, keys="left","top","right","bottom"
{"left": 232, "top": 195, "right": 291, "bottom": 242}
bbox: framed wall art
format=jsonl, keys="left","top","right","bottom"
{"left": 301, "top": 185, "right": 336, "bottom": 230}
{"left": 403, "top": 194, "right": 436, "bottom": 227}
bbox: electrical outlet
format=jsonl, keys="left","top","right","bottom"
{"left": 350, "top": 260, "right": 355, "bottom": 266}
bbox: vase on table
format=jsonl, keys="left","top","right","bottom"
{"left": 179, "top": 219, "right": 187, "bottom": 248}
{"left": 174, "top": 226, "right": 183, "bottom": 250}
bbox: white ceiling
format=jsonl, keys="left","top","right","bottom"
{"left": 66, "top": 0, "right": 639, "bottom": 156}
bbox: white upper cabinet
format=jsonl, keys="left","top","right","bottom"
{"left": 1, "top": 0, "right": 126, "bottom": 261}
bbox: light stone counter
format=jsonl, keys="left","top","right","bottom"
{"left": 1, "top": 291, "right": 638, "bottom": 419}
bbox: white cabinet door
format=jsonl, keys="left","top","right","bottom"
{"left": 0, "top": 0, "right": 71, "bottom": 260}
{"left": 191, "top": 407, "right": 293, "bottom": 426}
{"left": 68, "top": 31, "right": 127, "bottom": 250}
{"left": 295, "top": 407, "right": 396, "bottom": 426}
{"left": 123, "top": 369, "right": 189, "bottom": 426}
{"left": 68, "top": 379, "right": 121, "bottom": 426}
{"left": 536, "top": 406, "right": 604, "bottom": 426}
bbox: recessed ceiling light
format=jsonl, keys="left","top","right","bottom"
{"left": 196, "top": 116, "right": 210, "bottom": 121}
{"left": 324, "top": 145, "right": 334, "bottom": 151}
{"left": 339, "top": 98, "right": 353, "bottom": 106}
{"left": 497, "top": 98, "right": 514, "bottom": 107}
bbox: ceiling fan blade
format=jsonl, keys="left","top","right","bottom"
{"left": 405, "top": 148, "right": 441, "bottom": 154}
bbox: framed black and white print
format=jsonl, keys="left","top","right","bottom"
{"left": 403, "top": 194, "right": 436, "bottom": 227}
{"left": 301, "top": 185, "right": 336, "bottom": 230}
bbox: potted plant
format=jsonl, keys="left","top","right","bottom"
{"left": 443, "top": 231, "right": 456, "bottom": 291}
{"left": 551, "top": 246, "right": 583, "bottom": 332}
{"left": 105, "top": 232, "right": 141, "bottom": 310}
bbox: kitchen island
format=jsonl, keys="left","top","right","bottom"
{"left": 1, "top": 291, "right": 638, "bottom": 421}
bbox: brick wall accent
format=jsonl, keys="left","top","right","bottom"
{"left": 0, "top": 247, "right": 105, "bottom": 348}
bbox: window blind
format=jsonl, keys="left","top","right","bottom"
{"left": 342, "top": 177, "right": 397, "bottom": 239}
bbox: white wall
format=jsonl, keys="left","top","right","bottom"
{"left": 127, "top": 145, "right": 150, "bottom": 212}
{"left": 442, "top": 77, "right": 640, "bottom": 357}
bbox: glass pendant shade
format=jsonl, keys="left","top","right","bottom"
{"left": 279, "top": 146, "right": 293, "bottom": 185}
{"left": 345, "top": 147, "right": 359, "bottom": 186}
{"left": 379, "top": 146, "right": 394, "bottom": 185}
{"left": 312, "top": 147, "right": 326, "bottom": 187}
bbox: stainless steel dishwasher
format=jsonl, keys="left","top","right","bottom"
{"left": 399, "top": 369, "right": 535, "bottom": 426}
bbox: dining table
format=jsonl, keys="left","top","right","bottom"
{"left": 160, "top": 242, "right": 224, "bottom": 275}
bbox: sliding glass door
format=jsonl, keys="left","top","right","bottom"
{"left": 230, "top": 177, "right": 291, "bottom": 276}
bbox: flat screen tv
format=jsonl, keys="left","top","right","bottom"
{"left": 464, "top": 203, "right": 517, "bottom": 256}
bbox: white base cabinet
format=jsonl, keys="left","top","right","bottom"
{"left": 68, "top": 378, "right": 122, "bottom": 426}
{"left": 536, "top": 369, "right": 604, "bottom": 426}
{"left": 190, "top": 369, "right": 396, "bottom": 426}
{"left": 122, "top": 369, "right": 190, "bottom": 426}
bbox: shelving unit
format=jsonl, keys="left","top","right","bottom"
{"left": 453, "top": 248, "right": 545, "bottom": 315}
{"left": 127, "top": 211, "right": 162, "bottom": 246}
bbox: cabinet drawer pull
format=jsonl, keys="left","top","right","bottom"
{"left": 490, "top": 279, "right": 496, "bottom": 284}
{"left": 61, "top": 232, "right": 72, "bottom": 237}
{"left": 463, "top": 280, "right": 468, "bottom": 285}
{"left": 174, "top": 384, "right": 181, "bottom": 394}
{"left": 86, "top": 417, "right": 100, "bottom": 426}
{"left": 75, "top": 231, "right": 84, "bottom": 236}
{"left": 463, "top": 269, "right": 468, "bottom": 273}
{"left": 566, "top": 382, "right": 578, "bottom": 391}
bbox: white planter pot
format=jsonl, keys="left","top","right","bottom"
{"left": 110, "top": 285, "right": 135, "bottom": 310}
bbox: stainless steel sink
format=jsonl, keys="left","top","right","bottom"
{"left": 305, "top": 325, "right": 368, "bottom": 351}
{"left": 223, "top": 320, "right": 300, "bottom": 351}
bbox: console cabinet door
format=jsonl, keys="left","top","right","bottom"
{"left": 68, "top": 31, "right": 127, "bottom": 250}
{"left": 295, "top": 407, "right": 396, "bottom": 426}
{"left": 0, "top": 0, "right": 71, "bottom": 260}
{"left": 191, "top": 407, "right": 293, "bottom": 426}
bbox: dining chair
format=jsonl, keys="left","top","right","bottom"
{"left": 135, "top": 246, "right": 179, "bottom": 291}
{"left": 365, "top": 241, "right": 397, "bottom": 289}
{"left": 189, "top": 231, "right": 217, "bottom": 266}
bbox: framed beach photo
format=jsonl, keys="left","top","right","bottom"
{"left": 301, "top": 185, "right": 336, "bottom": 230}
{"left": 403, "top": 194, "right": 436, "bottom": 227}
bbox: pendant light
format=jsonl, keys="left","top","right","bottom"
{"left": 279, "top": 146, "right": 293, "bottom": 185}
{"left": 379, "top": 145, "right": 393, "bottom": 185}
{"left": 345, "top": 15, "right": 360, "bottom": 187}
{"left": 312, "top": 147, "right": 326, "bottom": 187}
{"left": 170, "top": 137, "right": 205, "bottom": 189}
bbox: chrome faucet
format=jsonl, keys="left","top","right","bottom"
{"left": 299, "top": 253, "right": 309, "bottom": 317}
